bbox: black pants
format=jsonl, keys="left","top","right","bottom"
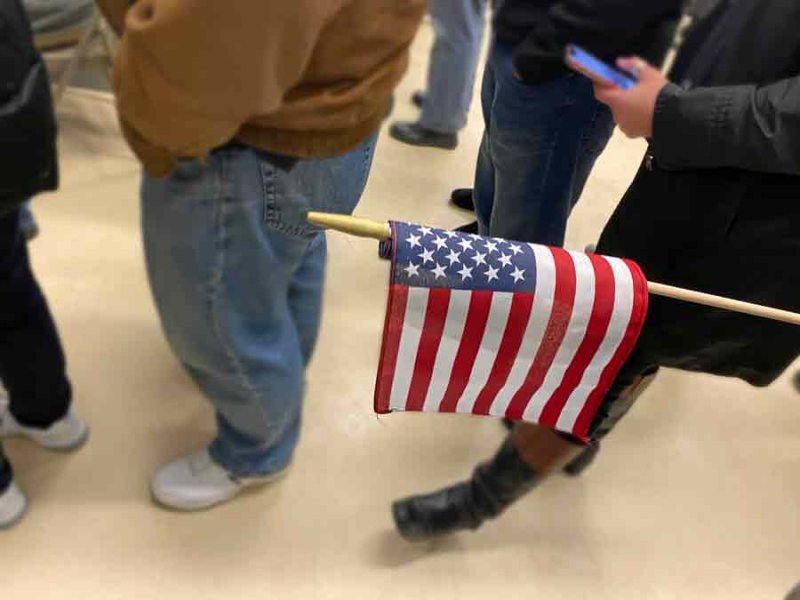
{"left": 0, "top": 208, "right": 71, "bottom": 492}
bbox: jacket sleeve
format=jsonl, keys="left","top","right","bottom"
{"left": 512, "top": 0, "right": 681, "bottom": 84}
{"left": 108, "top": 0, "right": 341, "bottom": 176}
{"left": 652, "top": 78, "right": 800, "bottom": 175}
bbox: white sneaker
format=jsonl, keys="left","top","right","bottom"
{"left": 0, "top": 408, "right": 89, "bottom": 451}
{"left": 151, "top": 449, "right": 287, "bottom": 511}
{"left": 0, "top": 482, "right": 28, "bottom": 529}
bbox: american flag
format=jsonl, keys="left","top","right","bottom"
{"left": 374, "top": 222, "right": 649, "bottom": 440}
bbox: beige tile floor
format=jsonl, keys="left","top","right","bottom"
{"left": 3, "top": 23, "right": 800, "bottom": 600}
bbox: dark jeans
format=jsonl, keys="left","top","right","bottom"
{"left": 0, "top": 207, "right": 71, "bottom": 492}
{"left": 473, "top": 41, "right": 615, "bottom": 247}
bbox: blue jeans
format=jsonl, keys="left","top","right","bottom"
{"left": 473, "top": 41, "right": 615, "bottom": 246}
{"left": 141, "top": 136, "right": 377, "bottom": 477}
{"left": 419, "top": 0, "right": 487, "bottom": 134}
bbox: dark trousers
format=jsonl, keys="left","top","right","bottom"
{"left": 473, "top": 41, "right": 615, "bottom": 247}
{"left": 0, "top": 207, "right": 71, "bottom": 492}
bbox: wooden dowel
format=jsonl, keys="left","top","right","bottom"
{"left": 307, "top": 212, "right": 800, "bottom": 327}
{"left": 646, "top": 282, "right": 800, "bottom": 326}
{"left": 307, "top": 212, "right": 391, "bottom": 240}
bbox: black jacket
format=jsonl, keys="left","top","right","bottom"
{"left": 0, "top": 0, "right": 58, "bottom": 214}
{"left": 494, "top": 0, "right": 683, "bottom": 84}
{"left": 596, "top": 0, "right": 800, "bottom": 386}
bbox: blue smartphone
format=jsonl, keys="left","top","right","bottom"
{"left": 565, "top": 45, "right": 638, "bottom": 90}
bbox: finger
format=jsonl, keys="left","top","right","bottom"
{"left": 617, "top": 56, "right": 659, "bottom": 81}
{"left": 593, "top": 85, "right": 620, "bottom": 106}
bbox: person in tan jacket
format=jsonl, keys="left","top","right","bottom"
{"left": 97, "top": 0, "right": 425, "bottom": 511}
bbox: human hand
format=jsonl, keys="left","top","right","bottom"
{"left": 593, "top": 57, "right": 669, "bottom": 139}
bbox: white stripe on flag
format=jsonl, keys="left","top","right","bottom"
{"left": 489, "top": 245, "right": 556, "bottom": 417}
{"left": 454, "top": 292, "right": 515, "bottom": 413}
{"left": 422, "top": 289, "right": 472, "bottom": 412}
{"left": 389, "top": 287, "right": 430, "bottom": 411}
{"left": 523, "top": 251, "right": 596, "bottom": 422}
{"left": 555, "top": 257, "right": 635, "bottom": 432}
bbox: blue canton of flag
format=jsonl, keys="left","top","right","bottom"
{"left": 386, "top": 222, "right": 537, "bottom": 293}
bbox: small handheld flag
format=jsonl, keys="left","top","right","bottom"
{"left": 374, "top": 222, "right": 648, "bottom": 440}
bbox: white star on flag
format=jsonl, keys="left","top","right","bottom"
{"left": 457, "top": 264, "right": 473, "bottom": 281}
{"left": 419, "top": 248, "right": 435, "bottom": 264}
{"left": 498, "top": 253, "right": 512, "bottom": 268}
{"left": 511, "top": 266, "right": 525, "bottom": 283}
{"left": 432, "top": 236, "right": 448, "bottom": 251}
{"left": 407, "top": 234, "right": 421, "bottom": 249}
{"left": 418, "top": 226, "right": 433, "bottom": 237}
{"left": 509, "top": 243, "right": 522, "bottom": 255}
{"left": 457, "top": 238, "right": 473, "bottom": 252}
{"left": 431, "top": 263, "right": 447, "bottom": 279}
{"left": 471, "top": 251, "right": 487, "bottom": 266}
{"left": 485, "top": 265, "right": 499, "bottom": 282}
{"left": 484, "top": 240, "right": 499, "bottom": 254}
{"left": 446, "top": 249, "right": 461, "bottom": 266}
{"left": 404, "top": 262, "right": 420, "bottom": 277}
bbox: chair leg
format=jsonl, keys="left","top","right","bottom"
{"left": 53, "top": 14, "right": 100, "bottom": 105}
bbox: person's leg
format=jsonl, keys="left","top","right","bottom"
{"left": 480, "top": 42, "right": 615, "bottom": 247}
{"left": 0, "top": 208, "right": 72, "bottom": 429}
{"left": 393, "top": 358, "right": 657, "bottom": 540}
{"left": 472, "top": 41, "right": 499, "bottom": 236}
{"left": 419, "top": 0, "right": 486, "bottom": 134}
{"left": 142, "top": 138, "right": 377, "bottom": 508}
{"left": 390, "top": 0, "right": 485, "bottom": 149}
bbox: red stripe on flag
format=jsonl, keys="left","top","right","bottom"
{"left": 471, "top": 293, "right": 535, "bottom": 416}
{"left": 374, "top": 284, "right": 410, "bottom": 414}
{"left": 437, "top": 290, "right": 494, "bottom": 413}
{"left": 504, "top": 248, "right": 577, "bottom": 421}
{"left": 571, "top": 260, "right": 650, "bottom": 439}
{"left": 537, "top": 255, "right": 615, "bottom": 429}
{"left": 405, "top": 288, "right": 452, "bottom": 411}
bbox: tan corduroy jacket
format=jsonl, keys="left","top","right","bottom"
{"left": 97, "top": 0, "right": 426, "bottom": 177}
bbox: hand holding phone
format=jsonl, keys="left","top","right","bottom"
{"left": 565, "top": 45, "right": 639, "bottom": 90}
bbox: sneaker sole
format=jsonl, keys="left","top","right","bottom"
{"left": 0, "top": 496, "right": 29, "bottom": 530}
{"left": 1, "top": 425, "right": 90, "bottom": 453}
{"left": 151, "top": 468, "right": 289, "bottom": 512}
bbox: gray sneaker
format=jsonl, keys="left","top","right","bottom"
{"left": 0, "top": 482, "right": 28, "bottom": 530}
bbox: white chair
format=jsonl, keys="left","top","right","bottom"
{"left": 33, "top": 8, "right": 116, "bottom": 104}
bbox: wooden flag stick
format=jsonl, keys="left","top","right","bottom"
{"left": 307, "top": 212, "right": 800, "bottom": 327}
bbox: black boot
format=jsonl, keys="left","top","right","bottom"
{"left": 392, "top": 440, "right": 538, "bottom": 541}
{"left": 449, "top": 188, "right": 474, "bottom": 212}
{"left": 455, "top": 221, "right": 478, "bottom": 234}
{"left": 389, "top": 122, "right": 458, "bottom": 150}
{"left": 500, "top": 419, "right": 600, "bottom": 476}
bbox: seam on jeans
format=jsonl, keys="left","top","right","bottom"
{"left": 260, "top": 159, "right": 316, "bottom": 240}
{"left": 208, "top": 152, "right": 273, "bottom": 449}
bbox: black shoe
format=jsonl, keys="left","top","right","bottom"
{"left": 562, "top": 443, "right": 600, "bottom": 477}
{"left": 455, "top": 221, "right": 478, "bottom": 235}
{"left": 411, "top": 91, "right": 425, "bottom": 109}
{"left": 389, "top": 122, "right": 458, "bottom": 150}
{"left": 392, "top": 440, "right": 539, "bottom": 541}
{"left": 450, "top": 188, "right": 474, "bottom": 212}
